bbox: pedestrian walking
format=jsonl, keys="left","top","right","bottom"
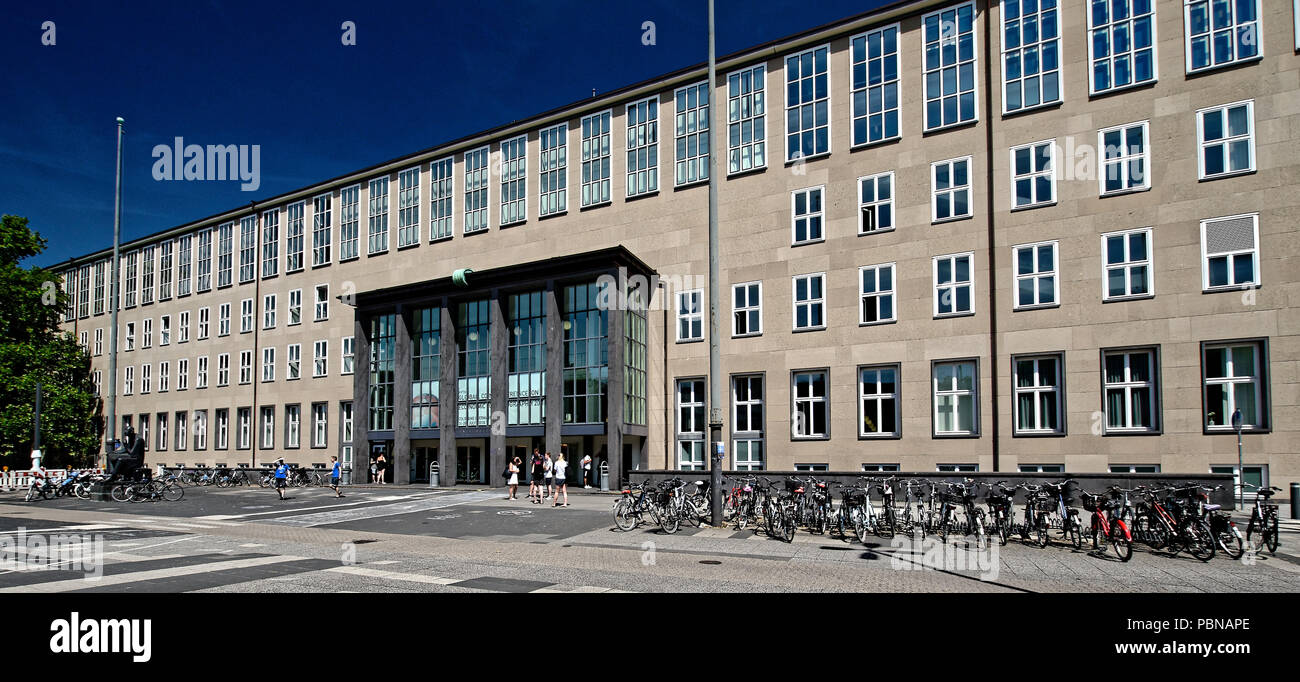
{"left": 376, "top": 453, "right": 387, "bottom": 484}
{"left": 273, "top": 458, "right": 289, "bottom": 500}
{"left": 529, "top": 449, "right": 545, "bottom": 503}
{"left": 506, "top": 456, "right": 521, "bottom": 500}
{"left": 329, "top": 456, "right": 345, "bottom": 498}
{"left": 543, "top": 452, "right": 554, "bottom": 501}
{"left": 369, "top": 458, "right": 378, "bottom": 484}
{"left": 551, "top": 453, "right": 569, "bottom": 507}
{"left": 581, "top": 453, "right": 592, "bottom": 488}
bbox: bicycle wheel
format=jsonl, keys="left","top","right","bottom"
{"left": 1091, "top": 521, "right": 1105, "bottom": 553}
{"left": 1111, "top": 521, "right": 1133, "bottom": 562}
{"left": 1246, "top": 514, "right": 1264, "bottom": 554}
{"left": 997, "top": 514, "right": 1010, "bottom": 546}
{"left": 1069, "top": 515, "right": 1083, "bottom": 550}
{"left": 685, "top": 498, "right": 704, "bottom": 528}
{"left": 852, "top": 509, "right": 867, "bottom": 543}
{"left": 780, "top": 511, "right": 796, "bottom": 543}
{"left": 661, "top": 508, "right": 680, "bottom": 534}
{"left": 1136, "top": 514, "right": 1168, "bottom": 549}
{"left": 162, "top": 484, "right": 184, "bottom": 502}
{"left": 110, "top": 484, "right": 131, "bottom": 502}
{"left": 1035, "top": 516, "right": 1049, "bottom": 548}
{"left": 1216, "top": 524, "right": 1243, "bottom": 560}
{"left": 1266, "top": 514, "right": 1279, "bottom": 554}
{"left": 1186, "top": 520, "right": 1215, "bottom": 562}
{"left": 613, "top": 500, "right": 637, "bottom": 531}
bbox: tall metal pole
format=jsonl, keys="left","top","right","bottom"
{"left": 1233, "top": 408, "right": 1243, "bottom": 510}
{"left": 32, "top": 383, "right": 42, "bottom": 469}
{"left": 104, "top": 117, "right": 125, "bottom": 469}
{"left": 707, "top": 0, "right": 724, "bottom": 526}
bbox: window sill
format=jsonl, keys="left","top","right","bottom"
{"left": 1102, "top": 428, "right": 1162, "bottom": 437}
{"left": 922, "top": 119, "right": 979, "bottom": 136}
{"left": 849, "top": 136, "right": 901, "bottom": 152}
{"left": 625, "top": 190, "right": 660, "bottom": 203}
{"left": 1010, "top": 200, "right": 1057, "bottom": 213}
{"left": 931, "top": 214, "right": 973, "bottom": 226}
{"left": 499, "top": 219, "right": 527, "bottom": 229}
{"left": 537, "top": 211, "right": 567, "bottom": 222}
{"left": 1001, "top": 99, "right": 1063, "bottom": 120}
{"left": 675, "top": 338, "right": 704, "bottom": 345}
{"left": 857, "top": 432, "right": 901, "bottom": 441}
{"left": 1012, "top": 430, "right": 1066, "bottom": 438}
{"left": 1012, "top": 303, "right": 1060, "bottom": 312}
{"left": 791, "top": 238, "right": 825, "bottom": 248}
{"left": 785, "top": 152, "right": 831, "bottom": 166}
{"left": 792, "top": 326, "right": 827, "bottom": 334}
{"left": 1198, "top": 169, "right": 1257, "bottom": 182}
{"left": 579, "top": 201, "right": 612, "bottom": 212}
{"left": 1202, "top": 284, "right": 1260, "bottom": 294}
{"left": 932, "top": 432, "right": 980, "bottom": 439}
{"left": 674, "top": 178, "right": 710, "bottom": 191}
{"left": 1088, "top": 78, "right": 1157, "bottom": 100}
{"left": 726, "top": 165, "right": 768, "bottom": 180}
{"left": 731, "top": 332, "right": 762, "bottom": 339}
{"left": 859, "top": 227, "right": 896, "bottom": 237}
{"left": 790, "top": 435, "right": 830, "bottom": 442}
{"left": 1186, "top": 56, "right": 1263, "bottom": 79}
{"left": 429, "top": 235, "right": 454, "bottom": 244}
{"left": 858, "top": 319, "right": 896, "bottom": 327}
{"left": 1204, "top": 426, "right": 1270, "bottom": 436}
{"left": 933, "top": 311, "right": 975, "bottom": 320}
{"left": 1102, "top": 294, "right": 1154, "bottom": 303}
{"left": 1100, "top": 186, "right": 1151, "bottom": 199}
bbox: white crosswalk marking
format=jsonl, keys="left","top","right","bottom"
{"left": 0, "top": 555, "right": 306, "bottom": 593}
{"left": 325, "top": 565, "right": 459, "bottom": 586}
{"left": 268, "top": 491, "right": 500, "bottom": 527}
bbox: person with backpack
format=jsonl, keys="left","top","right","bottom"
{"left": 273, "top": 458, "right": 290, "bottom": 500}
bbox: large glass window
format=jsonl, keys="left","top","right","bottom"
{"left": 676, "top": 379, "right": 706, "bottom": 470}
{"left": 369, "top": 176, "right": 390, "bottom": 253}
{"left": 340, "top": 184, "right": 360, "bottom": 260}
{"left": 239, "top": 216, "right": 257, "bottom": 283}
{"left": 177, "top": 236, "right": 191, "bottom": 297}
{"left": 398, "top": 166, "right": 421, "bottom": 246}
{"left": 933, "top": 360, "right": 977, "bottom": 435}
{"left": 1002, "top": 0, "right": 1061, "bottom": 113}
{"left": 457, "top": 301, "right": 491, "bottom": 427}
{"left": 677, "top": 289, "right": 703, "bottom": 342}
{"left": 1201, "top": 213, "right": 1259, "bottom": 290}
{"left": 508, "top": 292, "right": 546, "bottom": 426}
{"left": 157, "top": 242, "right": 172, "bottom": 301}
{"left": 580, "top": 111, "right": 612, "bottom": 206}
{"left": 312, "top": 403, "right": 328, "bottom": 448}
{"left": 784, "top": 45, "right": 830, "bottom": 160}
{"left": 859, "top": 365, "right": 899, "bottom": 437}
{"left": 1203, "top": 341, "right": 1266, "bottom": 430}
{"left": 499, "top": 136, "right": 527, "bottom": 226}
{"left": 538, "top": 126, "right": 567, "bottom": 217}
{"left": 1185, "top": 0, "right": 1260, "bottom": 73}
{"left": 1103, "top": 228, "right": 1152, "bottom": 300}
{"left": 140, "top": 245, "right": 154, "bottom": 305}
{"left": 368, "top": 314, "right": 396, "bottom": 431}
{"left": 216, "top": 223, "right": 232, "bottom": 288}
{"left": 624, "top": 287, "right": 648, "bottom": 427}
{"left": 429, "top": 158, "right": 455, "bottom": 239}
{"left": 923, "top": 2, "right": 977, "bottom": 130}
{"left": 313, "top": 192, "right": 332, "bottom": 265}
{"left": 732, "top": 375, "right": 764, "bottom": 470}
{"left": 563, "top": 283, "right": 609, "bottom": 424}
{"left": 1014, "top": 355, "right": 1062, "bottom": 433}
{"left": 1197, "top": 101, "right": 1254, "bottom": 179}
{"left": 726, "top": 64, "right": 766, "bottom": 174}
{"left": 1013, "top": 241, "right": 1058, "bottom": 308}
{"left": 123, "top": 250, "right": 137, "bottom": 308}
{"left": 934, "top": 253, "right": 973, "bottom": 316}
{"left": 286, "top": 202, "right": 305, "bottom": 272}
{"left": 792, "top": 370, "right": 828, "bottom": 439}
{"left": 1089, "top": 0, "right": 1157, "bottom": 93}
{"left": 850, "top": 24, "right": 900, "bottom": 146}
{"left": 261, "top": 208, "right": 279, "bottom": 277}
{"left": 674, "top": 82, "right": 709, "bottom": 186}
{"left": 1103, "top": 348, "right": 1158, "bottom": 432}
{"left": 626, "top": 96, "right": 659, "bottom": 197}
{"left": 198, "top": 227, "right": 214, "bottom": 291}
{"left": 463, "top": 147, "right": 490, "bottom": 234}
{"left": 860, "top": 263, "right": 895, "bottom": 324}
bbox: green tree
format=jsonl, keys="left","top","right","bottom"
{"left": 0, "top": 215, "right": 102, "bottom": 469}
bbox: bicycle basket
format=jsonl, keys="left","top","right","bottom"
{"left": 845, "top": 490, "right": 867, "bottom": 506}
{"left": 1081, "top": 494, "right": 1099, "bottom": 513}
{"left": 784, "top": 478, "right": 802, "bottom": 493}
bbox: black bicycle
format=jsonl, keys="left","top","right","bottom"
{"left": 1241, "top": 483, "right": 1282, "bottom": 555}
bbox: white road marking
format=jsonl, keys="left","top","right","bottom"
{"left": 268, "top": 491, "right": 500, "bottom": 528}
{"left": 239, "top": 543, "right": 266, "bottom": 548}
{"left": 0, "top": 524, "right": 120, "bottom": 535}
{"left": 325, "top": 565, "right": 459, "bottom": 586}
{"left": 196, "top": 495, "right": 418, "bottom": 521}
{"left": 0, "top": 554, "right": 305, "bottom": 592}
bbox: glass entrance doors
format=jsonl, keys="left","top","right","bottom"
{"left": 456, "top": 442, "right": 485, "bottom": 484}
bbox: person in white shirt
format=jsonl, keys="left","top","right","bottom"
{"left": 581, "top": 454, "right": 592, "bottom": 488}
{"left": 551, "top": 453, "right": 569, "bottom": 507}
{"left": 543, "top": 452, "right": 554, "bottom": 500}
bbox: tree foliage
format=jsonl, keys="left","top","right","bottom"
{"left": 0, "top": 215, "right": 102, "bottom": 469}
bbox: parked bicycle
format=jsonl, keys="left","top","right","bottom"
{"left": 1240, "top": 482, "right": 1282, "bottom": 556}
{"left": 1082, "top": 487, "right": 1133, "bottom": 562}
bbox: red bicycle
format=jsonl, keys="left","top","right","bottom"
{"left": 1083, "top": 487, "right": 1132, "bottom": 562}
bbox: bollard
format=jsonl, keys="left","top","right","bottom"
{"left": 1291, "top": 483, "right": 1299, "bottom": 520}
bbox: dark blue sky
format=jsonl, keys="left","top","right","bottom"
{"left": 3, "top": 0, "right": 892, "bottom": 268}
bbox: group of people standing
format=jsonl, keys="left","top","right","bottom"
{"left": 505, "top": 448, "right": 592, "bottom": 507}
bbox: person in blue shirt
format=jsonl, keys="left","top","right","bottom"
{"left": 273, "top": 458, "right": 289, "bottom": 500}
{"left": 329, "top": 456, "right": 344, "bottom": 498}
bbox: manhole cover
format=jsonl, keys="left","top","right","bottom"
{"left": 698, "top": 560, "right": 722, "bottom": 565}
{"left": 497, "top": 510, "right": 533, "bottom": 516}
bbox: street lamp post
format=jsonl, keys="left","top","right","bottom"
{"left": 1231, "top": 408, "right": 1243, "bottom": 510}
{"left": 104, "top": 117, "right": 125, "bottom": 469}
{"left": 706, "top": 0, "right": 724, "bottom": 526}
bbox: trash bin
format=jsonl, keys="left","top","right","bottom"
{"left": 429, "top": 463, "right": 440, "bottom": 488}
{"left": 599, "top": 462, "right": 609, "bottom": 492}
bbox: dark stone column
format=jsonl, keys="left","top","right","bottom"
{"left": 392, "top": 305, "right": 412, "bottom": 485}
{"left": 489, "top": 290, "right": 507, "bottom": 488}
{"left": 544, "top": 282, "right": 563, "bottom": 459}
{"left": 605, "top": 274, "right": 625, "bottom": 489}
{"left": 350, "top": 315, "right": 370, "bottom": 485}
{"left": 437, "top": 301, "right": 457, "bottom": 487}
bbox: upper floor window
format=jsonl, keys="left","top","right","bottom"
{"left": 261, "top": 208, "right": 279, "bottom": 277}
{"left": 263, "top": 294, "right": 277, "bottom": 329}
{"left": 463, "top": 147, "right": 490, "bottom": 233}
{"left": 932, "top": 156, "right": 972, "bottom": 222}
{"left": 726, "top": 64, "right": 767, "bottom": 174}
{"left": 369, "top": 176, "right": 391, "bottom": 252}
{"left": 286, "top": 202, "right": 305, "bottom": 271}
{"left": 1197, "top": 101, "right": 1254, "bottom": 179}
{"left": 1089, "top": 0, "right": 1157, "bottom": 93}
{"left": 314, "top": 284, "right": 329, "bottom": 321}
{"left": 673, "top": 82, "right": 710, "bottom": 186}
{"left": 1013, "top": 241, "right": 1058, "bottom": 309}
{"left": 732, "top": 282, "right": 762, "bottom": 337}
{"left": 1011, "top": 140, "right": 1056, "bottom": 209}
{"left": 1201, "top": 213, "right": 1259, "bottom": 291}
{"left": 676, "top": 290, "right": 703, "bottom": 342}
{"left": 934, "top": 253, "right": 974, "bottom": 317}
{"left": 859, "top": 263, "right": 896, "bottom": 325}
{"left": 238, "top": 215, "right": 257, "bottom": 283}
{"left": 429, "top": 158, "right": 455, "bottom": 239}
{"left": 626, "top": 96, "right": 660, "bottom": 197}
{"left": 923, "top": 2, "right": 977, "bottom": 130}
{"left": 538, "top": 126, "right": 567, "bottom": 217}
{"left": 784, "top": 45, "right": 831, "bottom": 161}
{"left": 580, "top": 111, "right": 613, "bottom": 207}
{"left": 216, "top": 223, "right": 233, "bottom": 288}
{"left": 793, "top": 273, "right": 826, "bottom": 331}
{"left": 1102, "top": 228, "right": 1153, "bottom": 300}
{"left": 339, "top": 184, "right": 361, "bottom": 260}
{"left": 850, "top": 24, "right": 900, "bottom": 146}
{"left": 313, "top": 192, "right": 332, "bottom": 265}
{"left": 288, "top": 289, "right": 302, "bottom": 325}
{"left": 1185, "top": 0, "right": 1261, "bottom": 73}
{"left": 858, "top": 171, "right": 894, "bottom": 234}
{"left": 1099, "top": 121, "right": 1150, "bottom": 194}
{"left": 398, "top": 166, "right": 422, "bottom": 245}
{"left": 1002, "top": 0, "right": 1061, "bottom": 113}
{"left": 499, "top": 137, "right": 527, "bottom": 226}
{"left": 791, "top": 186, "right": 824, "bottom": 245}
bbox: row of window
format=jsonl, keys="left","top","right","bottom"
{"left": 119, "top": 402, "right": 354, "bottom": 454}
{"left": 62, "top": 1, "right": 1279, "bottom": 323}
{"left": 675, "top": 212, "right": 1258, "bottom": 340}
{"left": 673, "top": 337, "right": 1270, "bottom": 469}
{"left": 115, "top": 339, "right": 355, "bottom": 396}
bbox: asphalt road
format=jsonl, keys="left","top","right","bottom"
{"left": 3, "top": 484, "right": 1299, "bottom": 594}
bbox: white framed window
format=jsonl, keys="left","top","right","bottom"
{"left": 287, "top": 344, "right": 301, "bottom": 380}
{"left": 156, "top": 414, "right": 167, "bottom": 452}
{"left": 792, "top": 370, "right": 828, "bottom": 439}
{"left": 158, "top": 361, "right": 169, "bottom": 393}
{"left": 784, "top": 44, "right": 831, "bottom": 161}
{"left": 237, "top": 408, "right": 251, "bottom": 450}
{"left": 850, "top": 24, "right": 901, "bottom": 146}
{"left": 859, "top": 364, "right": 900, "bottom": 437}
{"left": 1102, "top": 227, "right": 1153, "bottom": 300}
{"left": 938, "top": 464, "right": 978, "bottom": 472}
{"left": 340, "top": 183, "right": 361, "bottom": 260}
{"left": 194, "top": 411, "right": 207, "bottom": 450}
{"left": 732, "top": 281, "right": 762, "bottom": 337}
{"left": 215, "top": 409, "right": 228, "bottom": 450}
{"left": 923, "top": 2, "right": 978, "bottom": 130}
{"left": 288, "top": 289, "right": 302, "bottom": 325}
{"left": 933, "top": 253, "right": 974, "bottom": 317}
{"left": 197, "top": 228, "right": 214, "bottom": 292}
{"left": 626, "top": 96, "right": 660, "bottom": 197}
{"left": 538, "top": 126, "right": 567, "bottom": 217}
{"left": 176, "top": 236, "right": 191, "bottom": 298}
{"left": 261, "top": 208, "right": 279, "bottom": 277}
{"left": 160, "top": 315, "right": 172, "bottom": 346}
{"left": 726, "top": 63, "right": 767, "bottom": 174}
{"left": 463, "top": 146, "right": 490, "bottom": 233}
{"left": 1204, "top": 340, "right": 1267, "bottom": 430}
{"left": 178, "top": 311, "right": 190, "bottom": 343}
{"left": 931, "top": 156, "right": 971, "bottom": 222}
{"left": 141, "top": 318, "right": 152, "bottom": 349}
{"left": 238, "top": 215, "right": 257, "bottom": 283}
{"left": 676, "top": 378, "right": 706, "bottom": 470}
{"left": 580, "top": 110, "right": 613, "bottom": 207}
{"left": 1185, "top": 0, "right": 1261, "bottom": 73}
{"left": 1010, "top": 140, "right": 1055, "bottom": 209}
{"left": 1001, "top": 0, "right": 1061, "bottom": 113}
{"left": 1099, "top": 121, "right": 1150, "bottom": 194}
{"left": 398, "top": 166, "right": 421, "bottom": 246}
{"left": 1089, "top": 0, "right": 1157, "bottom": 94}
{"left": 368, "top": 176, "right": 391, "bottom": 253}
{"left": 862, "top": 464, "right": 901, "bottom": 472}
{"left": 1197, "top": 101, "right": 1255, "bottom": 179}
{"left": 342, "top": 336, "right": 355, "bottom": 375}
{"left": 239, "top": 350, "right": 252, "bottom": 385}
{"left": 858, "top": 171, "right": 894, "bottom": 234}
{"left": 859, "top": 263, "right": 896, "bottom": 325}
{"left": 140, "top": 246, "right": 154, "bottom": 306}
{"left": 732, "top": 375, "right": 764, "bottom": 471}
{"left": 93, "top": 370, "right": 102, "bottom": 396}
{"left": 1103, "top": 348, "right": 1159, "bottom": 432}
{"left": 791, "top": 186, "right": 824, "bottom": 245}
{"left": 218, "top": 303, "right": 230, "bottom": 337}
{"left": 79, "top": 330, "right": 88, "bottom": 353}
{"left": 1019, "top": 464, "right": 1064, "bottom": 473}
{"left": 262, "top": 293, "right": 277, "bottom": 329}
{"left": 197, "top": 307, "right": 209, "bottom": 339}
{"left": 933, "top": 360, "right": 978, "bottom": 436}
{"left": 673, "top": 82, "right": 710, "bottom": 186}
{"left": 217, "top": 353, "right": 230, "bottom": 387}
{"left": 261, "top": 407, "right": 275, "bottom": 449}
{"left": 157, "top": 242, "right": 172, "bottom": 301}
{"left": 499, "top": 136, "right": 527, "bottom": 226}
{"left": 93, "top": 261, "right": 106, "bottom": 315}
{"left": 126, "top": 321, "right": 136, "bottom": 352}
{"left": 177, "top": 358, "right": 188, "bottom": 391}
{"left": 262, "top": 347, "right": 276, "bottom": 382}
{"left": 1013, "top": 241, "right": 1058, "bottom": 309}
{"left": 1200, "top": 213, "right": 1259, "bottom": 291}
{"left": 314, "top": 284, "right": 329, "bottom": 321}
{"left": 676, "top": 290, "right": 703, "bottom": 342}
{"left": 93, "top": 328, "right": 103, "bottom": 356}
{"left": 429, "top": 158, "right": 455, "bottom": 239}
{"left": 313, "top": 340, "right": 328, "bottom": 377}
{"left": 240, "top": 298, "right": 253, "bottom": 334}
{"left": 140, "top": 363, "right": 150, "bottom": 394}
{"left": 196, "top": 356, "right": 208, "bottom": 389}
{"left": 216, "top": 223, "right": 233, "bottom": 288}
{"left": 1111, "top": 464, "right": 1160, "bottom": 473}
{"left": 1014, "top": 354, "right": 1063, "bottom": 434}
{"left": 792, "top": 273, "right": 826, "bottom": 331}
{"left": 123, "top": 251, "right": 137, "bottom": 307}
{"left": 123, "top": 366, "right": 133, "bottom": 395}
{"left": 313, "top": 192, "right": 332, "bottom": 266}
{"left": 313, "top": 403, "right": 328, "bottom": 448}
